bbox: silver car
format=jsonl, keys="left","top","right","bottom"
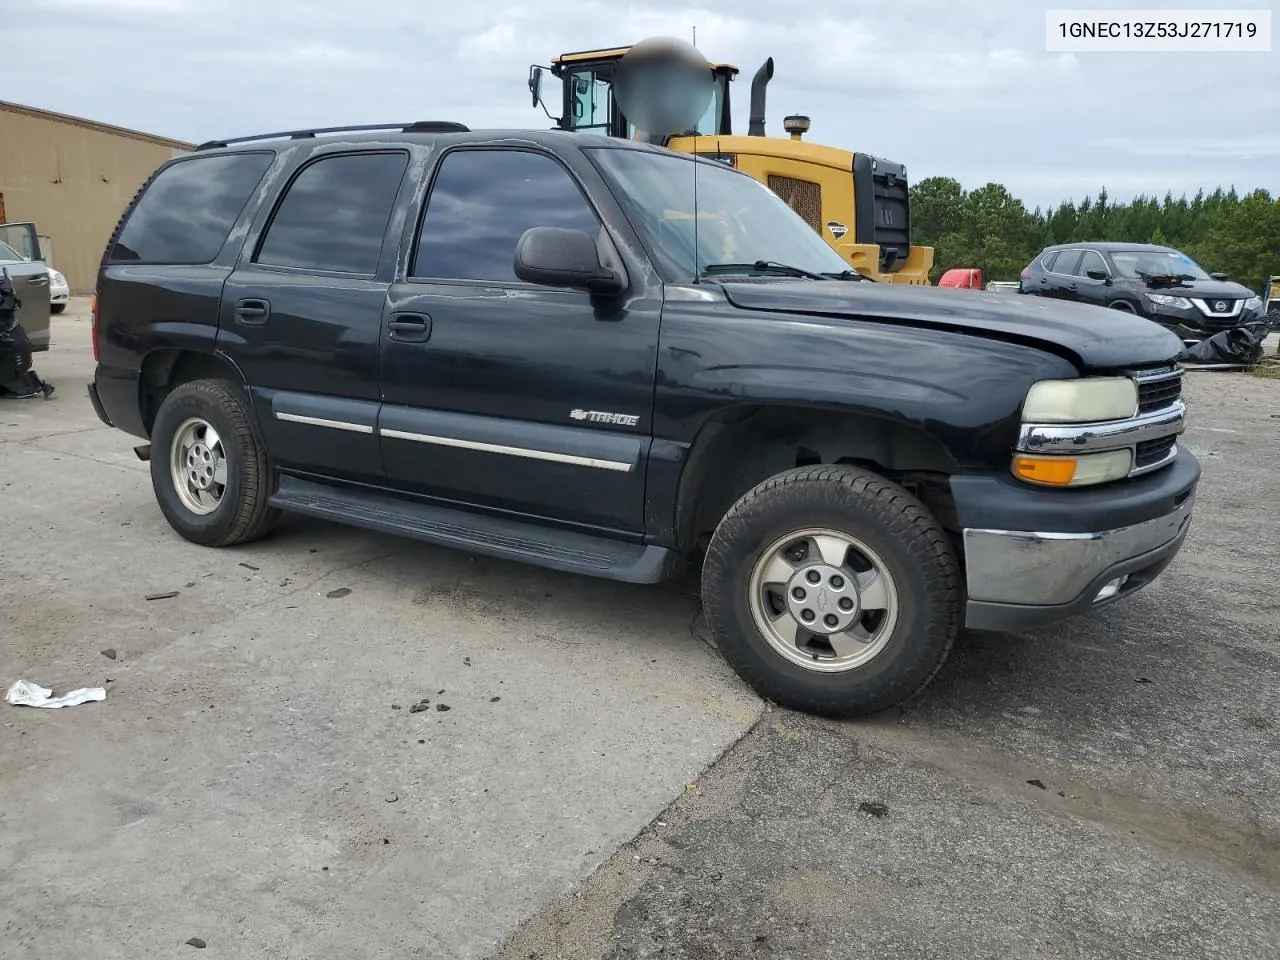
{"left": 0, "top": 222, "right": 52, "bottom": 351}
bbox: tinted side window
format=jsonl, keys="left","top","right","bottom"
{"left": 413, "top": 149, "right": 601, "bottom": 282}
{"left": 111, "top": 152, "right": 273, "bottom": 264}
{"left": 256, "top": 151, "right": 409, "bottom": 275}
{"left": 1040, "top": 251, "right": 1059, "bottom": 271}
{"left": 1052, "top": 249, "right": 1082, "bottom": 275}
{"left": 1077, "top": 250, "right": 1106, "bottom": 276}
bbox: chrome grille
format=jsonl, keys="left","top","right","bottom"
{"left": 1136, "top": 368, "right": 1183, "bottom": 413}
{"left": 1135, "top": 435, "right": 1177, "bottom": 468}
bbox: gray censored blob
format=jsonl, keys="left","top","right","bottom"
{"left": 614, "top": 37, "right": 715, "bottom": 138}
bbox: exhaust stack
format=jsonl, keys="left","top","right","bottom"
{"left": 748, "top": 57, "right": 774, "bottom": 136}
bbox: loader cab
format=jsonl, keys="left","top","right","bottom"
{"left": 531, "top": 47, "right": 737, "bottom": 140}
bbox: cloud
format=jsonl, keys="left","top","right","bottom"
{"left": 36, "top": 0, "right": 187, "bottom": 12}
{"left": 1100, "top": 137, "right": 1280, "bottom": 161}
{"left": 6, "top": 0, "right": 1279, "bottom": 210}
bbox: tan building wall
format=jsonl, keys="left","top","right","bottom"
{"left": 0, "top": 101, "right": 194, "bottom": 293}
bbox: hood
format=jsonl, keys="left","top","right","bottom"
{"left": 1134, "top": 276, "right": 1255, "bottom": 299}
{"left": 716, "top": 280, "right": 1184, "bottom": 370}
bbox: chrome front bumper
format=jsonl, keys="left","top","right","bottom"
{"left": 962, "top": 487, "right": 1195, "bottom": 632}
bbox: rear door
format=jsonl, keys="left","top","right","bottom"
{"left": 0, "top": 222, "right": 51, "bottom": 351}
{"left": 1045, "top": 248, "right": 1083, "bottom": 302}
{"left": 219, "top": 147, "right": 414, "bottom": 485}
{"left": 1071, "top": 249, "right": 1112, "bottom": 308}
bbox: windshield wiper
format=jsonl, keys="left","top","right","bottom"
{"left": 700, "top": 260, "right": 829, "bottom": 281}
{"left": 818, "top": 269, "right": 867, "bottom": 281}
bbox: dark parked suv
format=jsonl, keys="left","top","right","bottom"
{"left": 1020, "top": 241, "right": 1266, "bottom": 343}
{"left": 88, "top": 122, "right": 1199, "bottom": 717}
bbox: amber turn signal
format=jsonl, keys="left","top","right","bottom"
{"left": 1013, "top": 455, "right": 1077, "bottom": 485}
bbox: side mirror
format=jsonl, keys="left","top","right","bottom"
{"left": 528, "top": 65, "right": 544, "bottom": 108}
{"left": 1086, "top": 268, "right": 1108, "bottom": 281}
{"left": 514, "top": 227, "right": 624, "bottom": 293}
{"left": 1210, "top": 271, "right": 1229, "bottom": 281}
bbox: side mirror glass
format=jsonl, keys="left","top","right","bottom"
{"left": 528, "top": 66, "right": 543, "bottom": 108}
{"left": 514, "top": 226, "right": 624, "bottom": 293}
{"left": 1086, "top": 268, "right": 1108, "bottom": 281}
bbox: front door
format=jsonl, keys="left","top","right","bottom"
{"left": 379, "top": 146, "right": 659, "bottom": 534}
{"left": 218, "top": 149, "right": 413, "bottom": 485}
{"left": 0, "top": 222, "right": 51, "bottom": 351}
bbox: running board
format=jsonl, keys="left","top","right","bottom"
{"left": 269, "top": 476, "right": 682, "bottom": 584}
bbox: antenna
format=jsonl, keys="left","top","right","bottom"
{"left": 691, "top": 128, "right": 701, "bottom": 283}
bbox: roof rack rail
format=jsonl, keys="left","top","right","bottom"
{"left": 195, "top": 121, "right": 470, "bottom": 151}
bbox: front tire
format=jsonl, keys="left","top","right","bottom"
{"left": 149, "top": 379, "right": 279, "bottom": 547}
{"left": 51, "top": 303, "right": 66, "bottom": 315}
{"left": 701, "top": 465, "right": 961, "bottom": 718}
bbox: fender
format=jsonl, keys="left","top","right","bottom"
{"left": 645, "top": 299, "right": 1080, "bottom": 546}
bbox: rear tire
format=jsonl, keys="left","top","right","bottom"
{"left": 701, "top": 464, "right": 961, "bottom": 718}
{"left": 149, "top": 378, "right": 279, "bottom": 547}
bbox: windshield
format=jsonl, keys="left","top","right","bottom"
{"left": 1111, "top": 249, "right": 1212, "bottom": 281}
{"left": 587, "top": 146, "right": 851, "bottom": 281}
{"left": 0, "top": 240, "right": 26, "bottom": 262}
{"left": 566, "top": 68, "right": 727, "bottom": 140}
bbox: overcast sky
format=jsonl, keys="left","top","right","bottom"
{"left": 7, "top": 0, "right": 1278, "bottom": 210}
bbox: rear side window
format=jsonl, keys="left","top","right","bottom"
{"left": 255, "top": 151, "right": 409, "bottom": 275}
{"left": 1040, "top": 251, "right": 1059, "bottom": 271}
{"left": 1052, "top": 249, "right": 1083, "bottom": 275}
{"left": 111, "top": 152, "right": 273, "bottom": 264}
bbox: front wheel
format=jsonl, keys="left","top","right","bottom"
{"left": 701, "top": 465, "right": 961, "bottom": 718}
{"left": 149, "top": 379, "right": 279, "bottom": 547}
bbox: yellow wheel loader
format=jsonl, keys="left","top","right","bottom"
{"left": 528, "top": 44, "right": 934, "bottom": 284}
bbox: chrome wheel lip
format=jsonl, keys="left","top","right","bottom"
{"left": 170, "top": 416, "right": 227, "bottom": 516}
{"left": 747, "top": 526, "right": 900, "bottom": 674}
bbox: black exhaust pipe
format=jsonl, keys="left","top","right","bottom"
{"left": 748, "top": 57, "right": 774, "bottom": 136}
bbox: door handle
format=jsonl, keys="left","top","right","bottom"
{"left": 387, "top": 314, "right": 431, "bottom": 343}
{"left": 235, "top": 298, "right": 270, "bottom": 326}
{"left": 27, "top": 275, "right": 49, "bottom": 286}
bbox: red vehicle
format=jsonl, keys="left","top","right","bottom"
{"left": 937, "top": 267, "right": 982, "bottom": 289}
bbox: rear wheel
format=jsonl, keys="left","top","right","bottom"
{"left": 701, "top": 464, "right": 961, "bottom": 717}
{"left": 149, "top": 379, "right": 279, "bottom": 546}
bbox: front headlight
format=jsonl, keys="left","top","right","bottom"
{"left": 1245, "top": 296, "right": 1263, "bottom": 312}
{"left": 1147, "top": 293, "right": 1191, "bottom": 308}
{"left": 1021, "top": 377, "right": 1138, "bottom": 424}
{"left": 50, "top": 270, "right": 65, "bottom": 285}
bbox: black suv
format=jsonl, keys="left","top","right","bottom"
{"left": 1020, "top": 241, "right": 1266, "bottom": 343}
{"left": 88, "top": 122, "right": 1199, "bottom": 717}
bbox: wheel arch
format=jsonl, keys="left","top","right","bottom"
{"left": 673, "top": 403, "right": 961, "bottom": 551}
{"left": 139, "top": 348, "right": 251, "bottom": 436}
